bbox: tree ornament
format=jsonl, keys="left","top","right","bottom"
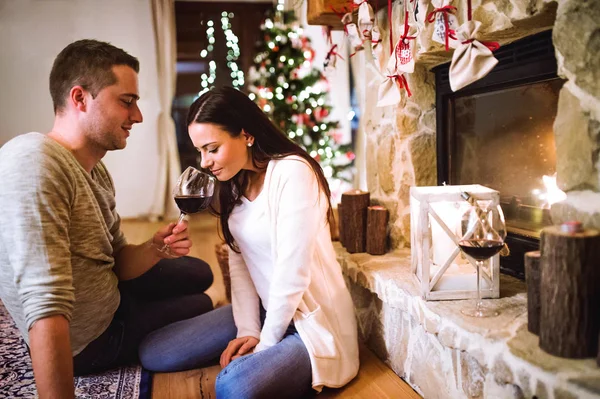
{"left": 248, "top": 8, "right": 354, "bottom": 183}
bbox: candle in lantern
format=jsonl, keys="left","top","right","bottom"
{"left": 410, "top": 184, "right": 500, "bottom": 301}
{"left": 430, "top": 201, "right": 462, "bottom": 267}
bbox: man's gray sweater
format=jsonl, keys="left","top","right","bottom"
{"left": 0, "top": 133, "right": 127, "bottom": 355}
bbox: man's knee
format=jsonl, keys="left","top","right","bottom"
{"left": 183, "top": 256, "right": 213, "bottom": 280}
{"left": 160, "top": 256, "right": 214, "bottom": 287}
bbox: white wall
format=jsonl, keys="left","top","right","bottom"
{"left": 0, "top": 0, "right": 161, "bottom": 218}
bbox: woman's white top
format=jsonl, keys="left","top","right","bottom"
{"left": 228, "top": 155, "right": 359, "bottom": 391}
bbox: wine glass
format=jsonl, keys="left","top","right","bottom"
{"left": 458, "top": 192, "right": 506, "bottom": 318}
{"left": 159, "top": 166, "right": 215, "bottom": 253}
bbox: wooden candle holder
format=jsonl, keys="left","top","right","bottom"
{"left": 366, "top": 206, "right": 389, "bottom": 255}
{"left": 539, "top": 225, "right": 600, "bottom": 358}
{"left": 524, "top": 250, "right": 541, "bottom": 335}
{"left": 341, "top": 190, "right": 370, "bottom": 253}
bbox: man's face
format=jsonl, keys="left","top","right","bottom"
{"left": 82, "top": 65, "right": 143, "bottom": 151}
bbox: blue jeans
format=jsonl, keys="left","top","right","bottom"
{"left": 139, "top": 305, "right": 314, "bottom": 399}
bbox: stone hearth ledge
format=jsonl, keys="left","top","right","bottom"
{"left": 335, "top": 243, "right": 600, "bottom": 399}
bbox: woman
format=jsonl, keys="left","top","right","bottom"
{"left": 140, "top": 87, "right": 359, "bottom": 398}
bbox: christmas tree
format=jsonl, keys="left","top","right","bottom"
{"left": 247, "top": 9, "right": 354, "bottom": 184}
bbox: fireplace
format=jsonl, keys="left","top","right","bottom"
{"left": 434, "top": 30, "right": 565, "bottom": 279}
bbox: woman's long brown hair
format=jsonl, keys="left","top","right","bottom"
{"left": 187, "top": 86, "right": 332, "bottom": 252}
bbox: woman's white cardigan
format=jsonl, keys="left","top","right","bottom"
{"left": 228, "top": 155, "right": 359, "bottom": 391}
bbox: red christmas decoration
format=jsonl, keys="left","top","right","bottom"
{"left": 314, "top": 107, "right": 329, "bottom": 120}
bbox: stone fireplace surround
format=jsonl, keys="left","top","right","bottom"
{"left": 340, "top": 0, "right": 600, "bottom": 397}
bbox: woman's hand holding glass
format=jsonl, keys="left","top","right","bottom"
{"left": 157, "top": 166, "right": 215, "bottom": 255}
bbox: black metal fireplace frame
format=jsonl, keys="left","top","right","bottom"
{"left": 433, "top": 30, "right": 560, "bottom": 279}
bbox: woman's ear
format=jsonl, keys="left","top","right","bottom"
{"left": 241, "top": 129, "right": 254, "bottom": 146}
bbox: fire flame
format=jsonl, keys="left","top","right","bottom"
{"left": 533, "top": 173, "right": 566, "bottom": 208}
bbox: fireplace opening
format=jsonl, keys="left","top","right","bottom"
{"left": 434, "top": 30, "right": 565, "bottom": 279}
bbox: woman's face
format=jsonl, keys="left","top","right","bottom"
{"left": 188, "top": 122, "right": 254, "bottom": 181}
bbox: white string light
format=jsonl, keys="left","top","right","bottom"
{"left": 197, "top": 13, "right": 245, "bottom": 97}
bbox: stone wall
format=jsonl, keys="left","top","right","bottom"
{"left": 362, "top": 0, "right": 600, "bottom": 249}
{"left": 338, "top": 246, "right": 600, "bottom": 399}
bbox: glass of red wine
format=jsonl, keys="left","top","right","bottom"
{"left": 458, "top": 192, "right": 506, "bottom": 318}
{"left": 159, "top": 166, "right": 215, "bottom": 253}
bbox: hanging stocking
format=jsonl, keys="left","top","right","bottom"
{"left": 376, "top": 0, "right": 414, "bottom": 107}
{"left": 324, "top": 43, "right": 345, "bottom": 74}
{"left": 377, "top": 69, "right": 411, "bottom": 107}
{"left": 370, "top": 25, "right": 384, "bottom": 64}
{"left": 342, "top": 12, "right": 364, "bottom": 55}
{"left": 394, "top": 3, "right": 417, "bottom": 74}
{"left": 355, "top": 0, "right": 375, "bottom": 41}
{"left": 449, "top": 20, "right": 499, "bottom": 91}
{"left": 427, "top": 0, "right": 459, "bottom": 51}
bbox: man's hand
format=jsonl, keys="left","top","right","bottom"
{"left": 151, "top": 220, "right": 192, "bottom": 259}
{"left": 114, "top": 220, "right": 193, "bottom": 280}
{"left": 220, "top": 336, "right": 259, "bottom": 368}
{"left": 29, "top": 315, "right": 75, "bottom": 399}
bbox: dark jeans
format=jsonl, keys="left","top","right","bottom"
{"left": 73, "top": 256, "right": 214, "bottom": 376}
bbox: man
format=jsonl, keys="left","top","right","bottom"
{"left": 0, "top": 39, "right": 219, "bottom": 398}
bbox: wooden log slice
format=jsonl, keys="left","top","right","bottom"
{"left": 525, "top": 250, "right": 541, "bottom": 335}
{"left": 341, "top": 190, "right": 370, "bottom": 253}
{"left": 539, "top": 225, "right": 600, "bottom": 358}
{"left": 366, "top": 206, "right": 389, "bottom": 255}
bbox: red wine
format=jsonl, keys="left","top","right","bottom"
{"left": 174, "top": 195, "right": 212, "bottom": 214}
{"left": 458, "top": 240, "right": 504, "bottom": 261}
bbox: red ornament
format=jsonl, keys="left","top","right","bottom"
{"left": 346, "top": 151, "right": 356, "bottom": 161}
{"left": 330, "top": 130, "right": 343, "bottom": 143}
{"left": 314, "top": 107, "right": 329, "bottom": 120}
{"left": 273, "top": 46, "right": 279, "bottom": 52}
{"left": 314, "top": 154, "right": 321, "bottom": 162}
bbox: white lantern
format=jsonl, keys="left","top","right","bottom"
{"left": 410, "top": 185, "right": 501, "bottom": 301}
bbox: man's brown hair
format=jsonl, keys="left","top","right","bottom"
{"left": 49, "top": 39, "right": 139, "bottom": 113}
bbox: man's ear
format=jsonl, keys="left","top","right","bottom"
{"left": 69, "top": 86, "right": 87, "bottom": 112}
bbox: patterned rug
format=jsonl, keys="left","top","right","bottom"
{"left": 0, "top": 301, "right": 151, "bottom": 398}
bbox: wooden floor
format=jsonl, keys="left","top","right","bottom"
{"left": 121, "top": 213, "right": 420, "bottom": 399}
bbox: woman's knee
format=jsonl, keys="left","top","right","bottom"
{"left": 138, "top": 337, "right": 170, "bottom": 372}
{"left": 215, "top": 358, "right": 262, "bottom": 399}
